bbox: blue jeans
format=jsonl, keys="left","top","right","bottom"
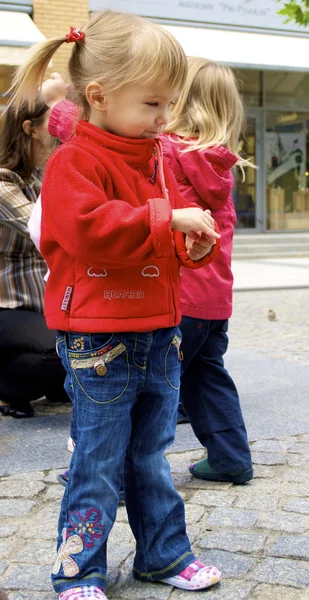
{"left": 53, "top": 328, "right": 194, "bottom": 594}
{"left": 180, "top": 317, "right": 252, "bottom": 473}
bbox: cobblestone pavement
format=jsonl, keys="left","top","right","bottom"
{"left": 1, "top": 288, "right": 309, "bottom": 600}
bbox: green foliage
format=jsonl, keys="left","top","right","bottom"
{"left": 277, "top": 0, "right": 309, "bottom": 25}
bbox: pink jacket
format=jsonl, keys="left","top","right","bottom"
{"left": 161, "top": 134, "right": 237, "bottom": 320}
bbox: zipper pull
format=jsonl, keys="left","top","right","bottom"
{"left": 149, "top": 158, "right": 158, "bottom": 184}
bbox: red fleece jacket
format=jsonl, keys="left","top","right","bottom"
{"left": 41, "top": 121, "right": 220, "bottom": 333}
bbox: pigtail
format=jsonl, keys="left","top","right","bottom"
{"left": 8, "top": 37, "right": 68, "bottom": 112}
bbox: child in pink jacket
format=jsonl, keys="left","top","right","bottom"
{"left": 161, "top": 57, "right": 253, "bottom": 483}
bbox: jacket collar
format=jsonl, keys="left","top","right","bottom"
{"left": 76, "top": 121, "right": 157, "bottom": 166}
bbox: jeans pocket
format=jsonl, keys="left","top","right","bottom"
{"left": 164, "top": 334, "right": 182, "bottom": 390}
{"left": 68, "top": 336, "right": 130, "bottom": 404}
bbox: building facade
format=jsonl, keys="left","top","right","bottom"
{"left": 1, "top": 0, "right": 309, "bottom": 234}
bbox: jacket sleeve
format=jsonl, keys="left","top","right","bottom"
{"left": 177, "top": 147, "right": 237, "bottom": 212}
{"left": 41, "top": 145, "right": 174, "bottom": 269}
{"left": 163, "top": 159, "right": 221, "bottom": 268}
{"left": 48, "top": 99, "right": 79, "bottom": 142}
{"left": 28, "top": 194, "right": 42, "bottom": 251}
{"left": 0, "top": 178, "right": 33, "bottom": 239}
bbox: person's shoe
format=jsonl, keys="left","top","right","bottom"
{"left": 59, "top": 586, "right": 108, "bottom": 599}
{"left": 160, "top": 559, "right": 222, "bottom": 590}
{"left": 189, "top": 458, "right": 253, "bottom": 484}
{"left": 57, "top": 469, "right": 69, "bottom": 487}
{"left": 177, "top": 406, "right": 189, "bottom": 424}
{"left": 0, "top": 405, "right": 35, "bottom": 418}
{"left": 67, "top": 437, "right": 75, "bottom": 453}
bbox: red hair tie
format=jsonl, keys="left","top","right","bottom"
{"left": 65, "top": 27, "right": 85, "bottom": 43}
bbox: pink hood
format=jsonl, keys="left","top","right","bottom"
{"left": 161, "top": 134, "right": 238, "bottom": 320}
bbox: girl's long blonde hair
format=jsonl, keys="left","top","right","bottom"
{"left": 9, "top": 10, "right": 187, "bottom": 116}
{"left": 165, "top": 56, "right": 252, "bottom": 170}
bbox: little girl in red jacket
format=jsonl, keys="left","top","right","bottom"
{"left": 161, "top": 57, "right": 253, "bottom": 483}
{"left": 15, "top": 11, "right": 223, "bottom": 600}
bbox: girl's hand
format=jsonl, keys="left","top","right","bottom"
{"left": 171, "top": 207, "right": 220, "bottom": 243}
{"left": 186, "top": 234, "right": 215, "bottom": 261}
{"left": 41, "top": 72, "right": 67, "bottom": 108}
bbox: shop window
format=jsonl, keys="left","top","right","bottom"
{"left": 265, "top": 71, "right": 309, "bottom": 111}
{"left": 266, "top": 111, "right": 309, "bottom": 231}
{"left": 236, "top": 69, "right": 262, "bottom": 107}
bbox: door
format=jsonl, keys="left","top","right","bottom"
{"left": 234, "top": 110, "right": 263, "bottom": 232}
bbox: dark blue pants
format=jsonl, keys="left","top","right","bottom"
{"left": 179, "top": 317, "right": 252, "bottom": 473}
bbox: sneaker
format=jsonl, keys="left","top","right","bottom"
{"left": 57, "top": 469, "right": 69, "bottom": 487}
{"left": 59, "top": 586, "right": 107, "bottom": 599}
{"left": 160, "top": 560, "right": 222, "bottom": 590}
{"left": 177, "top": 405, "right": 189, "bottom": 424}
{"left": 67, "top": 437, "right": 75, "bottom": 453}
{"left": 189, "top": 458, "right": 253, "bottom": 484}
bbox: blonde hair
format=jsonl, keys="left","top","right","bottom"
{"left": 9, "top": 10, "right": 187, "bottom": 116}
{"left": 165, "top": 56, "right": 252, "bottom": 171}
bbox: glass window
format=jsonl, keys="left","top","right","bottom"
{"left": 265, "top": 70, "right": 309, "bottom": 111}
{"left": 234, "top": 116, "right": 257, "bottom": 229}
{"left": 235, "top": 69, "right": 262, "bottom": 107}
{"left": 266, "top": 111, "right": 309, "bottom": 231}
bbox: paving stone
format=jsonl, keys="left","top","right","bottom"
{"left": 169, "top": 580, "right": 254, "bottom": 599}
{"left": 256, "top": 511, "right": 309, "bottom": 533}
{"left": 198, "top": 549, "right": 256, "bottom": 578}
{"left": 0, "top": 562, "right": 7, "bottom": 576}
{"left": 0, "top": 480, "right": 45, "bottom": 499}
{"left": 8, "top": 593, "right": 56, "bottom": 600}
{"left": 249, "top": 557, "right": 309, "bottom": 588}
{"left": 289, "top": 443, "right": 309, "bottom": 455}
{"left": 0, "top": 500, "right": 36, "bottom": 517}
{"left": 199, "top": 530, "right": 266, "bottom": 553}
{"left": 107, "top": 544, "right": 133, "bottom": 570}
{"left": 0, "top": 564, "right": 52, "bottom": 591}
{"left": 287, "top": 454, "right": 309, "bottom": 467}
{"left": 191, "top": 490, "right": 236, "bottom": 508}
{"left": 252, "top": 452, "right": 286, "bottom": 465}
{"left": 168, "top": 450, "right": 206, "bottom": 474}
{"left": 252, "top": 465, "right": 277, "bottom": 478}
{"left": 4, "top": 472, "right": 44, "bottom": 481}
{"left": 244, "top": 478, "right": 281, "bottom": 494}
{"left": 186, "top": 523, "right": 201, "bottom": 545}
{"left": 284, "top": 498, "right": 309, "bottom": 514}
{"left": 207, "top": 508, "right": 257, "bottom": 528}
{"left": 269, "top": 535, "right": 309, "bottom": 560}
{"left": 109, "top": 522, "right": 135, "bottom": 546}
{"left": 0, "top": 539, "right": 15, "bottom": 558}
{"left": 10, "top": 540, "right": 56, "bottom": 565}
{"left": 280, "top": 482, "right": 309, "bottom": 496}
{"left": 110, "top": 578, "right": 172, "bottom": 599}
{"left": 283, "top": 468, "right": 309, "bottom": 483}
{"left": 278, "top": 437, "right": 299, "bottom": 450}
{"left": 0, "top": 525, "right": 19, "bottom": 538}
{"left": 44, "top": 485, "right": 65, "bottom": 501}
{"left": 252, "top": 583, "right": 309, "bottom": 599}
{"left": 235, "top": 492, "right": 278, "bottom": 511}
{"left": 251, "top": 440, "right": 283, "bottom": 452}
{"left": 299, "top": 434, "right": 309, "bottom": 443}
{"left": 183, "top": 503, "right": 205, "bottom": 524}
{"left": 182, "top": 479, "right": 232, "bottom": 490}
{"left": 43, "top": 470, "right": 66, "bottom": 484}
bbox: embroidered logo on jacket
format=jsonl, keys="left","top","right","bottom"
{"left": 87, "top": 267, "right": 108, "bottom": 277}
{"left": 104, "top": 290, "right": 144, "bottom": 300}
{"left": 142, "top": 265, "right": 160, "bottom": 278}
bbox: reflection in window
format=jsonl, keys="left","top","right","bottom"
{"left": 266, "top": 112, "right": 309, "bottom": 230}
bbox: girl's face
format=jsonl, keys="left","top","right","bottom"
{"left": 88, "top": 81, "right": 179, "bottom": 139}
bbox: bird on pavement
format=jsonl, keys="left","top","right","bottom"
{"left": 268, "top": 309, "right": 277, "bottom": 321}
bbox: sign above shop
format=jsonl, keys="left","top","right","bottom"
{"left": 89, "top": 0, "right": 307, "bottom": 34}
